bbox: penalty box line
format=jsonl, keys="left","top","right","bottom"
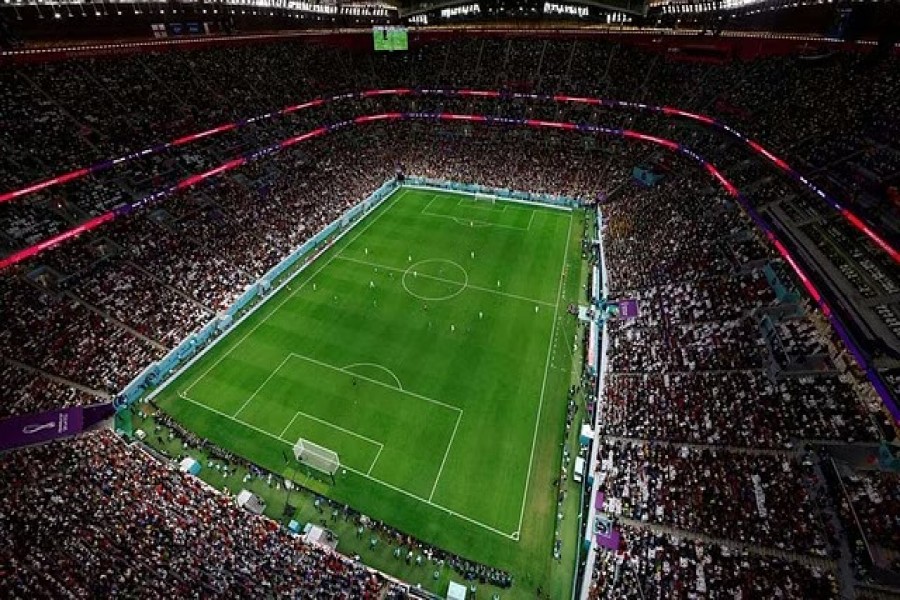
{"left": 223, "top": 350, "right": 464, "bottom": 505}
{"left": 420, "top": 193, "right": 531, "bottom": 231}
{"left": 176, "top": 390, "right": 514, "bottom": 540}
{"left": 287, "top": 353, "right": 465, "bottom": 496}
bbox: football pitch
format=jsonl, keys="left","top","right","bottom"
{"left": 155, "top": 186, "right": 585, "bottom": 589}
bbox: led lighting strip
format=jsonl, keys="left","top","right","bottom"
{"left": 0, "top": 89, "right": 894, "bottom": 264}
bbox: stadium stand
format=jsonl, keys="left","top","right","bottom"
{"left": 1, "top": 32, "right": 899, "bottom": 599}
{"left": 0, "top": 430, "right": 389, "bottom": 598}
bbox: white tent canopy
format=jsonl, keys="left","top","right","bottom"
{"left": 447, "top": 581, "right": 467, "bottom": 600}
{"left": 235, "top": 489, "right": 266, "bottom": 515}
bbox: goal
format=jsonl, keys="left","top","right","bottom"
{"left": 473, "top": 192, "right": 496, "bottom": 205}
{"left": 293, "top": 437, "right": 340, "bottom": 477}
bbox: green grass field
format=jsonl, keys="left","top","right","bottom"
{"left": 155, "top": 186, "right": 586, "bottom": 596}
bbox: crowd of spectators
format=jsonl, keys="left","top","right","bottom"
{"left": 835, "top": 469, "right": 900, "bottom": 555}
{"left": 589, "top": 158, "right": 895, "bottom": 596}
{"left": 0, "top": 274, "right": 163, "bottom": 395}
{"left": 0, "top": 361, "right": 98, "bottom": 419}
{"left": 588, "top": 524, "right": 839, "bottom": 599}
{"left": 1, "top": 35, "right": 898, "bottom": 598}
{"left": 602, "top": 371, "right": 879, "bottom": 447}
{"left": 0, "top": 38, "right": 895, "bottom": 220}
{"left": 0, "top": 430, "right": 390, "bottom": 598}
{"left": 595, "top": 438, "right": 831, "bottom": 555}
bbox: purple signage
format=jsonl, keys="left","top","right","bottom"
{"left": 0, "top": 406, "right": 84, "bottom": 452}
{"left": 595, "top": 515, "right": 621, "bottom": 551}
{"left": 615, "top": 298, "right": 639, "bottom": 319}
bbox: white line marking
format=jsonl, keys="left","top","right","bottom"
{"left": 289, "top": 352, "right": 461, "bottom": 415}
{"left": 338, "top": 255, "right": 555, "bottom": 307}
{"left": 515, "top": 212, "right": 574, "bottom": 536}
{"left": 178, "top": 391, "right": 513, "bottom": 539}
{"left": 181, "top": 188, "right": 409, "bottom": 396}
{"left": 343, "top": 362, "right": 403, "bottom": 390}
{"left": 420, "top": 209, "right": 530, "bottom": 231}
{"left": 420, "top": 193, "right": 440, "bottom": 214}
{"left": 403, "top": 183, "right": 572, "bottom": 212}
{"left": 368, "top": 444, "right": 384, "bottom": 476}
{"left": 291, "top": 409, "right": 384, "bottom": 450}
{"left": 429, "top": 410, "right": 462, "bottom": 502}
{"left": 401, "top": 258, "right": 469, "bottom": 302}
{"left": 456, "top": 196, "right": 508, "bottom": 212}
{"left": 234, "top": 354, "right": 292, "bottom": 417}
{"left": 279, "top": 412, "right": 301, "bottom": 438}
{"left": 338, "top": 463, "right": 515, "bottom": 540}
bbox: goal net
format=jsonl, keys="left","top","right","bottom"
{"left": 473, "top": 192, "right": 496, "bottom": 205}
{"left": 293, "top": 437, "right": 340, "bottom": 476}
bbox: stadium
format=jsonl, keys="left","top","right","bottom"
{"left": 0, "top": 1, "right": 899, "bottom": 598}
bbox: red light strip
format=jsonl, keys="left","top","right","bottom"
{"left": 704, "top": 163, "right": 740, "bottom": 197}
{"left": 747, "top": 139, "right": 790, "bottom": 171}
{"left": 362, "top": 89, "right": 413, "bottom": 97}
{"left": 0, "top": 167, "right": 89, "bottom": 203}
{"left": 772, "top": 239, "right": 824, "bottom": 307}
{"left": 623, "top": 130, "right": 680, "bottom": 152}
{"left": 526, "top": 119, "right": 577, "bottom": 130}
{"left": 354, "top": 114, "right": 403, "bottom": 123}
{"left": 280, "top": 127, "right": 328, "bottom": 149}
{"left": 438, "top": 114, "right": 487, "bottom": 122}
{"left": 281, "top": 98, "right": 325, "bottom": 115}
{"left": 171, "top": 123, "right": 238, "bottom": 147}
{"left": 175, "top": 158, "right": 247, "bottom": 190}
{"left": 1, "top": 88, "right": 895, "bottom": 266}
{"left": 842, "top": 209, "right": 900, "bottom": 263}
{"left": 662, "top": 106, "right": 715, "bottom": 125}
{"left": 456, "top": 90, "right": 501, "bottom": 98}
{"left": 0, "top": 212, "right": 114, "bottom": 270}
{"left": 554, "top": 95, "right": 602, "bottom": 105}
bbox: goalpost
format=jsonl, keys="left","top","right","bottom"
{"left": 293, "top": 437, "right": 341, "bottom": 481}
{"left": 473, "top": 191, "right": 497, "bottom": 205}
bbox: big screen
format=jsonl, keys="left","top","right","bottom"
{"left": 373, "top": 26, "right": 408, "bottom": 51}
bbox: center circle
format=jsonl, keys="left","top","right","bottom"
{"left": 401, "top": 259, "right": 469, "bottom": 301}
